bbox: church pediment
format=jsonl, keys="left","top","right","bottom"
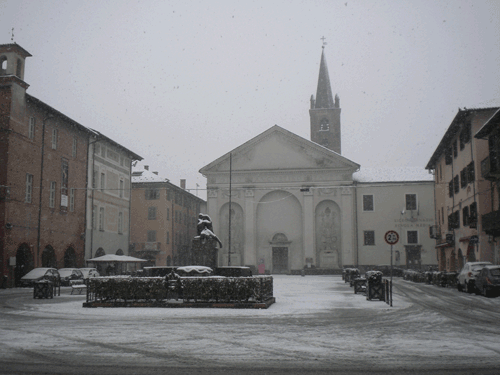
{"left": 199, "top": 125, "right": 359, "bottom": 175}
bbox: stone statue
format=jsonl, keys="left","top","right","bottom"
{"left": 196, "top": 213, "right": 223, "bottom": 248}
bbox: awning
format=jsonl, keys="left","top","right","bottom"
{"left": 87, "top": 254, "right": 147, "bottom": 263}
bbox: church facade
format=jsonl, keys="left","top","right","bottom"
{"left": 199, "top": 48, "right": 436, "bottom": 273}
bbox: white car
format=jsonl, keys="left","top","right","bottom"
{"left": 457, "top": 262, "right": 492, "bottom": 293}
{"left": 79, "top": 268, "right": 100, "bottom": 280}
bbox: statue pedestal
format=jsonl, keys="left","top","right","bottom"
{"left": 191, "top": 237, "right": 218, "bottom": 269}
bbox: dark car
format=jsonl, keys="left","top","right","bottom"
{"left": 58, "top": 268, "right": 84, "bottom": 286}
{"left": 19, "top": 268, "right": 60, "bottom": 287}
{"left": 373, "top": 265, "right": 404, "bottom": 277}
{"left": 475, "top": 265, "right": 500, "bottom": 297}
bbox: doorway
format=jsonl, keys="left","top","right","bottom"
{"left": 405, "top": 245, "right": 422, "bottom": 269}
{"left": 272, "top": 247, "right": 288, "bottom": 274}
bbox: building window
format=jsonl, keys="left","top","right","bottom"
{"left": 167, "top": 208, "right": 170, "bottom": 220}
{"left": 25, "top": 173, "right": 33, "bottom": 203}
{"left": 453, "top": 175, "right": 459, "bottom": 194}
{"left": 445, "top": 147, "right": 452, "bottom": 165}
{"left": 467, "top": 162, "right": 475, "bottom": 183}
{"left": 462, "top": 206, "right": 469, "bottom": 226}
{"left": 72, "top": 137, "right": 77, "bottom": 158}
{"left": 166, "top": 231, "right": 170, "bottom": 244}
{"left": 28, "top": 117, "right": 35, "bottom": 139}
{"left": 147, "top": 230, "right": 157, "bottom": 242}
{"left": 320, "top": 118, "right": 330, "bottom": 131}
{"left": 49, "top": 181, "right": 56, "bottom": 208}
{"left": 449, "top": 180, "right": 454, "bottom": 198}
{"left": 100, "top": 172, "right": 105, "bottom": 192}
{"left": 51, "top": 128, "right": 58, "bottom": 150}
{"left": 148, "top": 207, "right": 157, "bottom": 220}
{"left": 441, "top": 207, "right": 444, "bottom": 224}
{"left": 99, "top": 207, "right": 105, "bottom": 231}
{"left": 92, "top": 205, "right": 97, "bottom": 229}
{"left": 119, "top": 179, "right": 124, "bottom": 198}
{"left": 469, "top": 202, "right": 477, "bottom": 227}
{"left": 364, "top": 230, "right": 375, "bottom": 246}
{"left": 460, "top": 168, "right": 467, "bottom": 188}
{"left": 92, "top": 169, "right": 98, "bottom": 189}
{"left": 118, "top": 212, "right": 123, "bottom": 234}
{"left": 407, "top": 230, "right": 418, "bottom": 244}
{"left": 145, "top": 188, "right": 159, "bottom": 200}
{"left": 460, "top": 121, "right": 471, "bottom": 149}
{"left": 363, "top": 195, "right": 374, "bottom": 211}
{"left": 405, "top": 194, "right": 417, "bottom": 211}
{"left": 69, "top": 188, "right": 75, "bottom": 212}
{"left": 448, "top": 211, "right": 460, "bottom": 231}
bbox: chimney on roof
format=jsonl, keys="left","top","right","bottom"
{"left": 144, "top": 165, "right": 149, "bottom": 171}
{"left": 180, "top": 179, "right": 186, "bottom": 190}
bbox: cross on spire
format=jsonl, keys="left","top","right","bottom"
{"left": 320, "top": 36, "right": 327, "bottom": 48}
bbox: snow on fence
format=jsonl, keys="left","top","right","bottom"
{"left": 85, "top": 276, "right": 274, "bottom": 306}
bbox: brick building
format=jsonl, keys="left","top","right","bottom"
{"left": 0, "top": 43, "right": 141, "bottom": 286}
{"left": 130, "top": 163, "right": 206, "bottom": 267}
{"left": 0, "top": 44, "right": 91, "bottom": 285}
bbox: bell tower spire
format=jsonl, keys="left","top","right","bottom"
{"left": 309, "top": 40, "right": 341, "bottom": 154}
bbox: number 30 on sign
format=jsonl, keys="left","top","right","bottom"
{"left": 384, "top": 230, "right": 399, "bottom": 245}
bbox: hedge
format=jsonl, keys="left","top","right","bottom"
{"left": 86, "top": 276, "right": 273, "bottom": 304}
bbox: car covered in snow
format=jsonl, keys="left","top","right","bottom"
{"left": 19, "top": 268, "right": 60, "bottom": 287}
{"left": 457, "top": 261, "right": 492, "bottom": 293}
{"left": 475, "top": 265, "right": 500, "bottom": 297}
{"left": 79, "top": 268, "right": 100, "bottom": 280}
{"left": 58, "top": 268, "right": 84, "bottom": 286}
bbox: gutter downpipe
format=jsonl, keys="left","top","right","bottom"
{"left": 353, "top": 180, "right": 359, "bottom": 268}
{"left": 36, "top": 114, "right": 52, "bottom": 267}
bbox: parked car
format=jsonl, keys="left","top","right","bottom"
{"left": 79, "top": 268, "right": 100, "bottom": 280}
{"left": 19, "top": 268, "right": 60, "bottom": 287}
{"left": 475, "top": 265, "right": 500, "bottom": 297}
{"left": 457, "top": 262, "right": 492, "bottom": 293}
{"left": 372, "top": 265, "right": 404, "bottom": 277}
{"left": 58, "top": 268, "right": 84, "bottom": 286}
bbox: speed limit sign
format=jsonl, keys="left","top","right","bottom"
{"left": 384, "top": 230, "right": 399, "bottom": 245}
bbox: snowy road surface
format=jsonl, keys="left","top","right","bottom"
{"left": 1, "top": 275, "right": 500, "bottom": 375}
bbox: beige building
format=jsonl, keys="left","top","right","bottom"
{"left": 85, "top": 130, "right": 142, "bottom": 271}
{"left": 474, "top": 108, "right": 500, "bottom": 265}
{"left": 130, "top": 163, "right": 206, "bottom": 267}
{"left": 426, "top": 107, "right": 499, "bottom": 271}
{"left": 354, "top": 168, "right": 435, "bottom": 269}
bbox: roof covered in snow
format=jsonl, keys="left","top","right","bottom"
{"left": 131, "top": 161, "right": 170, "bottom": 183}
{"left": 353, "top": 167, "right": 434, "bottom": 183}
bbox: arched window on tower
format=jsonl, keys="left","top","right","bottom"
{"left": 0, "top": 56, "right": 7, "bottom": 74}
{"left": 320, "top": 118, "right": 330, "bottom": 131}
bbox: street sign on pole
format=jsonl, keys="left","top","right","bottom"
{"left": 384, "top": 230, "right": 399, "bottom": 245}
{"left": 384, "top": 230, "right": 399, "bottom": 307}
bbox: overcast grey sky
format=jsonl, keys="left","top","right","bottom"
{"left": 1, "top": 0, "right": 499, "bottom": 198}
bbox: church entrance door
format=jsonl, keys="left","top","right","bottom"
{"left": 272, "top": 247, "right": 288, "bottom": 274}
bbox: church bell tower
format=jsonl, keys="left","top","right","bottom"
{"left": 309, "top": 46, "right": 341, "bottom": 154}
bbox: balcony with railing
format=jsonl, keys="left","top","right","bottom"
{"left": 481, "top": 155, "right": 500, "bottom": 181}
{"left": 482, "top": 210, "right": 500, "bottom": 236}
